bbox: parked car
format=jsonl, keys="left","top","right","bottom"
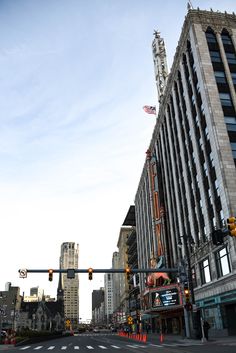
{"left": 1, "top": 331, "right": 7, "bottom": 338}
{"left": 93, "top": 327, "right": 100, "bottom": 333}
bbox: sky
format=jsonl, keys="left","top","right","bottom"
{"left": 0, "top": 0, "right": 235, "bottom": 322}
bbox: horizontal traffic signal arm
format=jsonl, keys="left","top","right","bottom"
{"left": 19, "top": 267, "right": 178, "bottom": 274}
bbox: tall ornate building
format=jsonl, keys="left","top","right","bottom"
{"left": 60, "top": 242, "right": 79, "bottom": 329}
{"left": 135, "top": 8, "right": 236, "bottom": 337}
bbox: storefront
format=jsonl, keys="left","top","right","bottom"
{"left": 140, "top": 283, "right": 184, "bottom": 334}
{"left": 196, "top": 289, "right": 236, "bottom": 336}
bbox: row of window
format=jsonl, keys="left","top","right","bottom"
{"left": 206, "top": 28, "right": 236, "bottom": 166}
{"left": 194, "top": 246, "right": 231, "bottom": 286}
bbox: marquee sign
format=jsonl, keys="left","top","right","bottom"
{"left": 151, "top": 286, "right": 180, "bottom": 308}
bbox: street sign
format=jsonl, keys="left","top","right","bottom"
{"left": 127, "top": 316, "right": 133, "bottom": 325}
{"left": 19, "top": 269, "right": 27, "bottom": 278}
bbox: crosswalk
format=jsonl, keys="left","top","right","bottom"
{"left": 19, "top": 342, "right": 203, "bottom": 350}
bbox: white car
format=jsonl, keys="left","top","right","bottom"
{"left": 93, "top": 327, "right": 100, "bottom": 333}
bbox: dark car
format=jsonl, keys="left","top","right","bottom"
{"left": 1, "top": 331, "right": 7, "bottom": 338}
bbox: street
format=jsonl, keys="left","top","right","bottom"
{"left": 1, "top": 333, "right": 236, "bottom": 353}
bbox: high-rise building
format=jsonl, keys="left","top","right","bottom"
{"left": 104, "top": 273, "right": 114, "bottom": 325}
{"left": 135, "top": 8, "right": 236, "bottom": 336}
{"left": 111, "top": 251, "right": 120, "bottom": 324}
{"left": 30, "top": 287, "right": 44, "bottom": 301}
{"left": 92, "top": 288, "right": 105, "bottom": 325}
{"left": 60, "top": 242, "right": 79, "bottom": 329}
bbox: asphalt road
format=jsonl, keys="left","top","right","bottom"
{"left": 1, "top": 333, "right": 236, "bottom": 353}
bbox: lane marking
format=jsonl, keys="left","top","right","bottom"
{"left": 20, "top": 347, "right": 31, "bottom": 350}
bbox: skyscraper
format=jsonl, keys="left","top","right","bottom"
{"left": 135, "top": 8, "right": 236, "bottom": 336}
{"left": 60, "top": 242, "right": 79, "bottom": 329}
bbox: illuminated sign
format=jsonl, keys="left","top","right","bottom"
{"left": 151, "top": 287, "right": 179, "bottom": 307}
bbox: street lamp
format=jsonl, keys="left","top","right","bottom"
{"left": 12, "top": 296, "right": 17, "bottom": 332}
{"left": 178, "top": 234, "right": 195, "bottom": 338}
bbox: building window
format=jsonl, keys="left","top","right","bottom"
{"left": 206, "top": 31, "right": 217, "bottom": 43}
{"left": 231, "top": 73, "right": 236, "bottom": 84}
{"left": 225, "top": 116, "right": 236, "bottom": 132}
{"left": 210, "top": 51, "right": 222, "bottom": 62}
{"left": 219, "top": 93, "right": 232, "bottom": 107}
{"left": 226, "top": 52, "right": 236, "bottom": 64}
{"left": 191, "top": 266, "right": 197, "bottom": 288}
{"left": 221, "top": 34, "right": 232, "bottom": 45}
{"left": 200, "top": 258, "right": 211, "bottom": 284}
{"left": 214, "top": 71, "right": 226, "bottom": 83}
{"left": 215, "top": 247, "right": 231, "bottom": 278}
{"left": 231, "top": 142, "right": 236, "bottom": 158}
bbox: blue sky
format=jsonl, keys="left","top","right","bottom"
{"left": 0, "top": 0, "right": 235, "bottom": 321}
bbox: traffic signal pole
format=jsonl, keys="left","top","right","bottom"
{"left": 19, "top": 267, "right": 178, "bottom": 277}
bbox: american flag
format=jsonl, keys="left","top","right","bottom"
{"left": 143, "top": 105, "right": 156, "bottom": 115}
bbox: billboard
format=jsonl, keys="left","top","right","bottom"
{"left": 151, "top": 287, "right": 180, "bottom": 308}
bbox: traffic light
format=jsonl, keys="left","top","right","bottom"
{"left": 48, "top": 269, "right": 53, "bottom": 282}
{"left": 212, "top": 229, "right": 224, "bottom": 245}
{"left": 184, "top": 287, "right": 190, "bottom": 304}
{"left": 227, "top": 217, "right": 236, "bottom": 237}
{"left": 88, "top": 268, "right": 93, "bottom": 280}
{"left": 125, "top": 267, "right": 131, "bottom": 281}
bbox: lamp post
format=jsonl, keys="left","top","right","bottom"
{"left": 12, "top": 296, "right": 17, "bottom": 332}
{"left": 178, "top": 234, "right": 195, "bottom": 338}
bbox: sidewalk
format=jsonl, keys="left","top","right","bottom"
{"left": 146, "top": 332, "right": 236, "bottom": 345}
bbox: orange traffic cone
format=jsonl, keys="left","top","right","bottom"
{"left": 160, "top": 332, "right": 164, "bottom": 343}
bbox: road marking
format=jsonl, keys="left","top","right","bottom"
{"left": 47, "top": 347, "right": 55, "bottom": 350}
{"left": 61, "top": 346, "right": 67, "bottom": 350}
{"left": 149, "top": 344, "right": 163, "bottom": 347}
{"left": 74, "top": 346, "right": 80, "bottom": 349}
{"left": 86, "top": 346, "right": 94, "bottom": 350}
{"left": 20, "top": 347, "right": 31, "bottom": 350}
{"left": 98, "top": 346, "right": 107, "bottom": 349}
{"left": 34, "top": 346, "right": 43, "bottom": 350}
{"left": 111, "top": 346, "right": 120, "bottom": 349}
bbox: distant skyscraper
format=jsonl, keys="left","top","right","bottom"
{"left": 30, "top": 287, "right": 44, "bottom": 300}
{"left": 104, "top": 273, "right": 114, "bottom": 325}
{"left": 60, "top": 242, "right": 79, "bottom": 328}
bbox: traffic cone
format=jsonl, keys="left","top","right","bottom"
{"left": 160, "top": 332, "right": 164, "bottom": 343}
